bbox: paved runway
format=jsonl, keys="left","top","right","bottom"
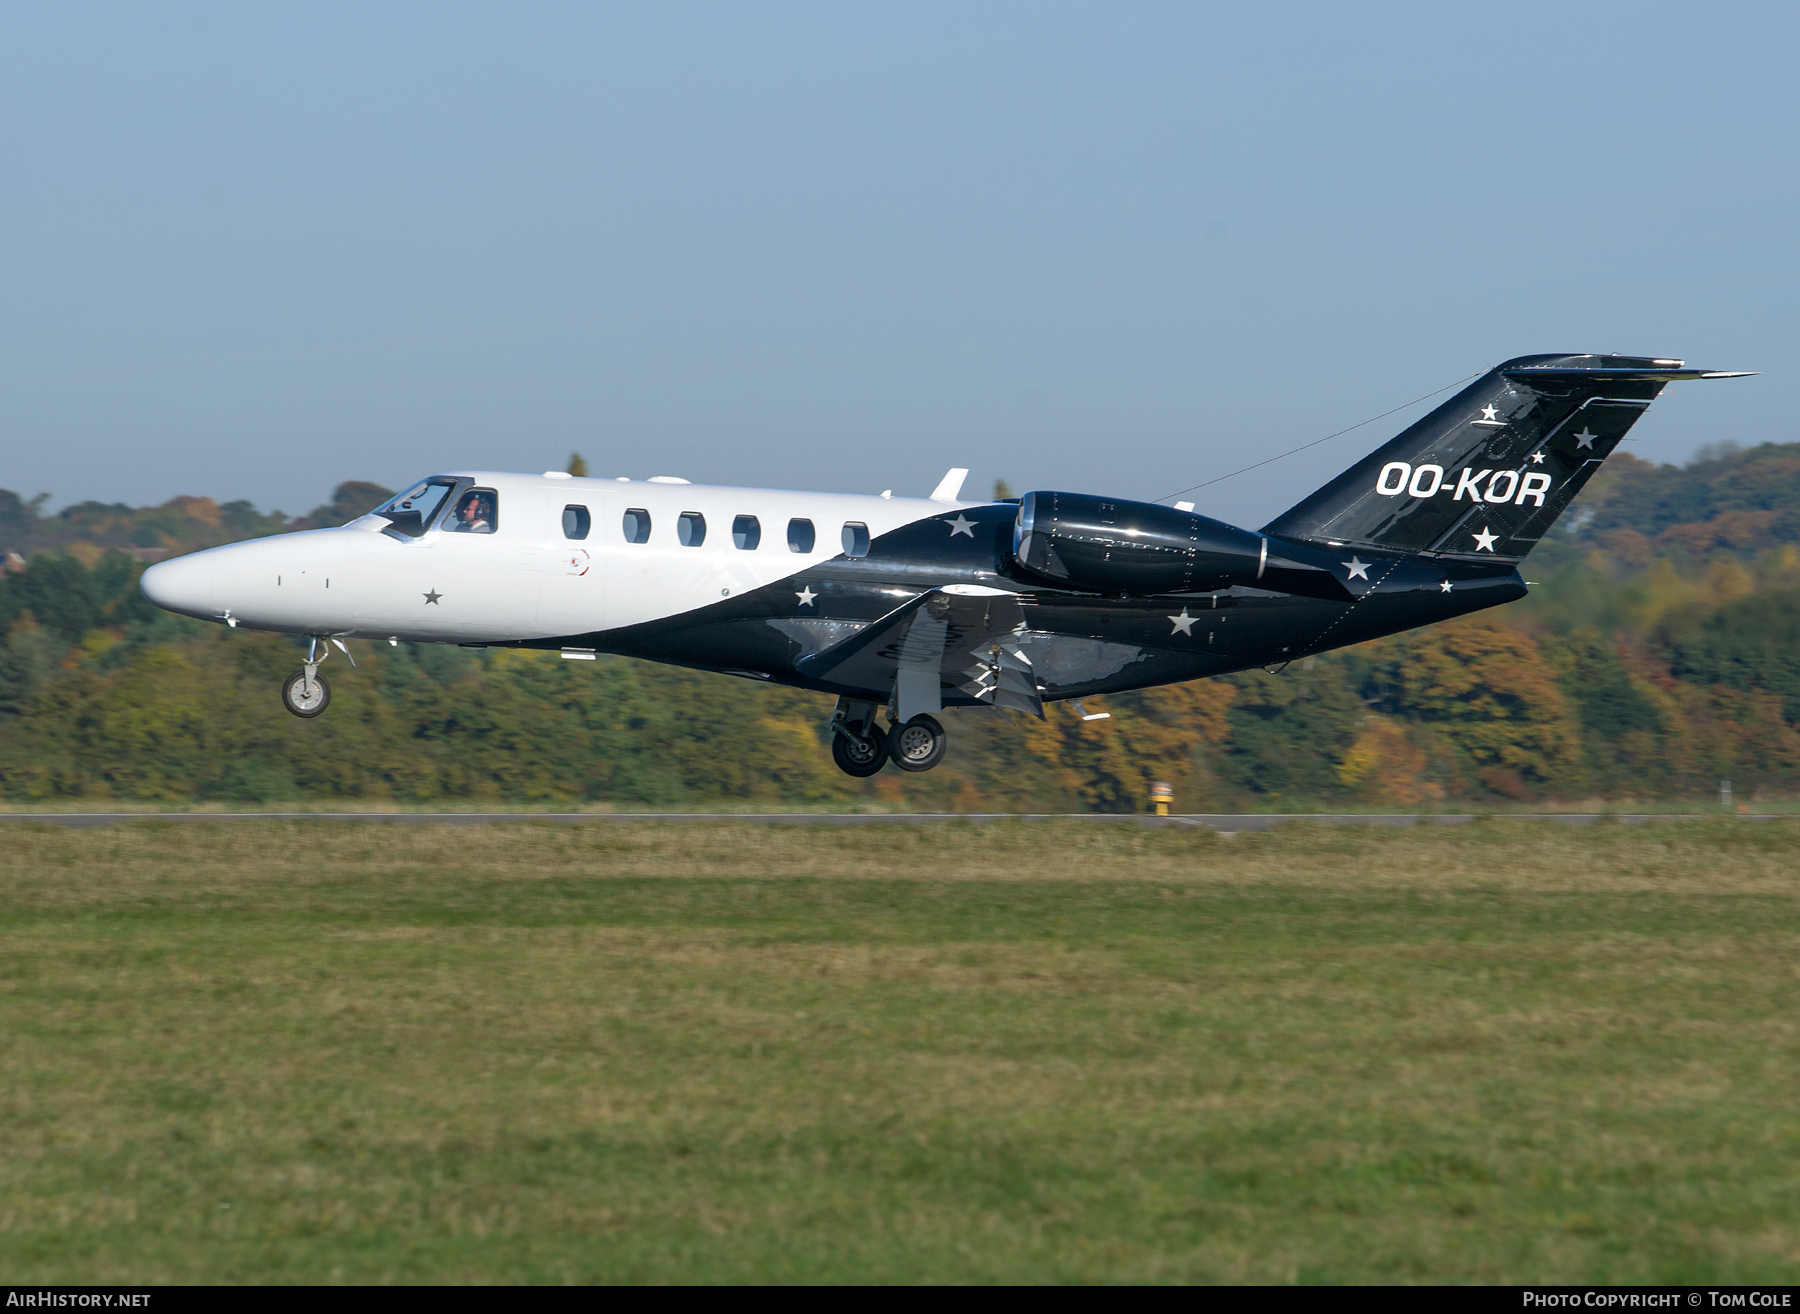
{"left": 0, "top": 811, "right": 1761, "bottom": 831}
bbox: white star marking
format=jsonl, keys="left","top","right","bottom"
{"left": 1472, "top": 528, "right": 1498, "bottom": 552}
{"left": 945, "top": 514, "right": 976, "bottom": 537}
{"left": 1342, "top": 556, "right": 1371, "bottom": 581}
{"left": 1439, "top": 580, "right": 1454, "bottom": 594}
{"left": 1573, "top": 427, "right": 1597, "bottom": 449}
{"left": 1481, "top": 404, "right": 1500, "bottom": 422}
{"left": 1167, "top": 608, "right": 1197, "bottom": 636}
{"left": 1530, "top": 450, "right": 1546, "bottom": 465}
{"left": 795, "top": 586, "right": 818, "bottom": 607}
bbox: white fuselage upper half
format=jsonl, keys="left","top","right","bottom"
{"left": 140, "top": 471, "right": 973, "bottom": 644}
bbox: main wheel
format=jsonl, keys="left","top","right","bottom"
{"left": 831, "top": 723, "right": 888, "bottom": 777}
{"left": 887, "top": 714, "right": 947, "bottom": 772}
{"left": 281, "top": 670, "right": 331, "bottom": 719}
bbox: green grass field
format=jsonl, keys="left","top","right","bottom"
{"left": 3, "top": 819, "right": 1798, "bottom": 1283}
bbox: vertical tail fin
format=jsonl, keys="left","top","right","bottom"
{"left": 1262, "top": 354, "right": 1751, "bottom": 561}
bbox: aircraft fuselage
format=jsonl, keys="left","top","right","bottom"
{"left": 141, "top": 468, "right": 1523, "bottom": 709}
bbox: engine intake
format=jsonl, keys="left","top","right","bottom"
{"left": 1011, "top": 492, "right": 1350, "bottom": 601}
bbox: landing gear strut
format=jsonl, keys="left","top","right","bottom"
{"left": 830, "top": 699, "right": 950, "bottom": 776}
{"left": 281, "top": 636, "right": 336, "bottom": 719}
{"left": 829, "top": 699, "right": 888, "bottom": 777}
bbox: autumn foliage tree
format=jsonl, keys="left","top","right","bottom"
{"left": 1354, "top": 618, "right": 1581, "bottom": 797}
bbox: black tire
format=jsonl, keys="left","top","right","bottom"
{"left": 831, "top": 723, "right": 888, "bottom": 777}
{"left": 281, "top": 670, "right": 331, "bottom": 719}
{"left": 887, "top": 714, "right": 946, "bottom": 772}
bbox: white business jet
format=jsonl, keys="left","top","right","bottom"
{"left": 141, "top": 355, "right": 1746, "bottom": 776}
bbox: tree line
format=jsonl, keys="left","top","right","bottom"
{"left": 3, "top": 448, "right": 1800, "bottom": 809}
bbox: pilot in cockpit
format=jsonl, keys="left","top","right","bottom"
{"left": 446, "top": 490, "right": 496, "bottom": 534}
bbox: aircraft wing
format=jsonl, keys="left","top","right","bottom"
{"left": 794, "top": 586, "right": 1043, "bottom": 718}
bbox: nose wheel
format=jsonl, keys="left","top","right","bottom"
{"left": 282, "top": 669, "right": 332, "bottom": 718}
{"left": 281, "top": 635, "right": 343, "bottom": 719}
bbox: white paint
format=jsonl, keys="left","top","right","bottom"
{"left": 1408, "top": 464, "right": 1445, "bottom": 498}
{"left": 142, "top": 469, "right": 977, "bottom": 646}
{"left": 1453, "top": 468, "right": 1492, "bottom": 501}
{"left": 1516, "top": 471, "right": 1552, "bottom": 506}
{"left": 929, "top": 468, "right": 969, "bottom": 501}
{"left": 1485, "top": 470, "right": 1520, "bottom": 503}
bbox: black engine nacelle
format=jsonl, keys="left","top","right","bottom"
{"left": 1011, "top": 491, "right": 1351, "bottom": 601}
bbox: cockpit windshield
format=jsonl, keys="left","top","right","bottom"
{"left": 372, "top": 479, "right": 457, "bottom": 538}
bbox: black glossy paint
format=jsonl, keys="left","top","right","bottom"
{"left": 1014, "top": 491, "right": 1267, "bottom": 594}
{"left": 501, "top": 355, "right": 1729, "bottom": 712}
{"left": 515, "top": 505, "right": 1523, "bottom": 706}
{"left": 1263, "top": 354, "right": 1690, "bottom": 559}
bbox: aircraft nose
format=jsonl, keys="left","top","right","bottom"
{"left": 140, "top": 552, "right": 216, "bottom": 619}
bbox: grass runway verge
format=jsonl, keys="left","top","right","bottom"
{"left": 2, "top": 819, "right": 1798, "bottom": 1283}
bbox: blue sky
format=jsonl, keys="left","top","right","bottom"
{"left": 1, "top": 2, "right": 1791, "bottom": 527}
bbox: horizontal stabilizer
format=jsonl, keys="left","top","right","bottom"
{"left": 1502, "top": 367, "right": 1755, "bottom": 383}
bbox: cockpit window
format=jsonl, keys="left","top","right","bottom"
{"left": 445, "top": 489, "right": 499, "bottom": 534}
{"left": 373, "top": 480, "right": 456, "bottom": 538}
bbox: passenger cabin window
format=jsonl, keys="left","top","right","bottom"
{"left": 444, "top": 488, "right": 498, "bottom": 534}
{"left": 372, "top": 479, "right": 455, "bottom": 538}
{"left": 622, "top": 508, "right": 652, "bottom": 544}
{"left": 841, "top": 522, "right": 870, "bottom": 557}
{"left": 787, "top": 518, "right": 815, "bottom": 553}
{"left": 562, "top": 505, "right": 591, "bottom": 540}
{"left": 678, "top": 512, "right": 706, "bottom": 547}
{"left": 732, "top": 515, "right": 761, "bottom": 550}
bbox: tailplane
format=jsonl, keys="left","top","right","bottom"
{"left": 1262, "top": 354, "right": 1752, "bottom": 561}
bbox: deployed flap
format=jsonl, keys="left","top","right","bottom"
{"left": 895, "top": 607, "right": 949, "bottom": 722}
{"left": 961, "top": 641, "right": 1044, "bottom": 718}
{"left": 794, "top": 586, "right": 1031, "bottom": 709}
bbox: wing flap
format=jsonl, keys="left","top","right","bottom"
{"left": 794, "top": 586, "right": 1038, "bottom": 714}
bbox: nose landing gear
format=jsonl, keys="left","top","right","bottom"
{"left": 282, "top": 668, "right": 331, "bottom": 718}
{"left": 281, "top": 636, "right": 346, "bottom": 719}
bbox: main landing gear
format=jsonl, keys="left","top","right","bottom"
{"left": 830, "top": 720, "right": 887, "bottom": 777}
{"left": 829, "top": 699, "right": 949, "bottom": 776}
{"left": 887, "top": 714, "right": 946, "bottom": 772}
{"left": 281, "top": 635, "right": 344, "bottom": 719}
